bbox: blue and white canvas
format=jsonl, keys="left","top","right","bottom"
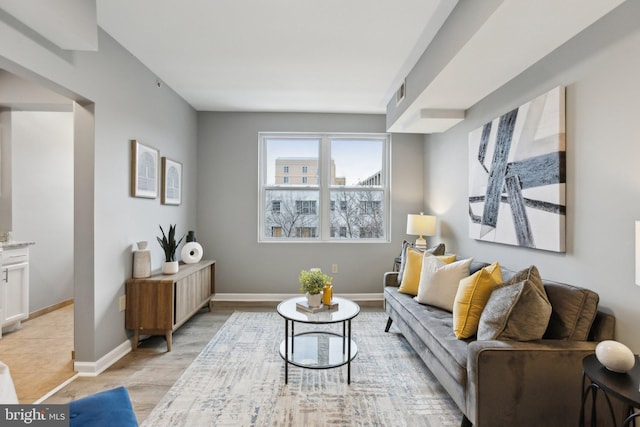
{"left": 468, "top": 86, "right": 566, "bottom": 252}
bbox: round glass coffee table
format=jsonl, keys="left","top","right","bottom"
{"left": 276, "top": 296, "right": 360, "bottom": 384}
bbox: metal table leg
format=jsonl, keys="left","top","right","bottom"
{"left": 284, "top": 318, "right": 289, "bottom": 384}
{"left": 347, "top": 319, "right": 352, "bottom": 384}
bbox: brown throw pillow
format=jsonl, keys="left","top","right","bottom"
{"left": 477, "top": 266, "right": 552, "bottom": 341}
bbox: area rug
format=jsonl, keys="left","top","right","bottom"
{"left": 142, "top": 311, "right": 461, "bottom": 426}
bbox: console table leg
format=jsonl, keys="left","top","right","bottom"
{"left": 165, "top": 332, "right": 172, "bottom": 352}
{"left": 132, "top": 330, "right": 139, "bottom": 351}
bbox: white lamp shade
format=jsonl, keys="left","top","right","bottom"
{"left": 407, "top": 214, "right": 436, "bottom": 236}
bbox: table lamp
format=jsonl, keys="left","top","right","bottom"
{"left": 406, "top": 213, "right": 436, "bottom": 250}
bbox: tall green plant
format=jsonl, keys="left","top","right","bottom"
{"left": 157, "top": 224, "right": 184, "bottom": 262}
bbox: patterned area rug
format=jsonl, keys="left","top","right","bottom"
{"left": 142, "top": 311, "right": 461, "bottom": 426}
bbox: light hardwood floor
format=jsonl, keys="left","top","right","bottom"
{"left": 7, "top": 301, "right": 381, "bottom": 424}
{"left": 0, "top": 303, "right": 75, "bottom": 403}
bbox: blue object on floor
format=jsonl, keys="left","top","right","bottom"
{"left": 69, "top": 386, "right": 138, "bottom": 427}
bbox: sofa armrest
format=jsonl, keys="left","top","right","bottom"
{"left": 383, "top": 272, "right": 399, "bottom": 288}
{"left": 466, "top": 339, "right": 598, "bottom": 427}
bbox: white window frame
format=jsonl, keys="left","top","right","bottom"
{"left": 258, "top": 132, "right": 391, "bottom": 243}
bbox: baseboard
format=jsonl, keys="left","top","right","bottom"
{"left": 212, "top": 293, "right": 383, "bottom": 302}
{"left": 27, "top": 298, "right": 74, "bottom": 321}
{"left": 34, "top": 373, "right": 80, "bottom": 404}
{"left": 74, "top": 339, "right": 132, "bottom": 376}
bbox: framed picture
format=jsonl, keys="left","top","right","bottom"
{"left": 161, "top": 157, "right": 182, "bottom": 205}
{"left": 131, "top": 140, "right": 159, "bottom": 198}
{"left": 468, "top": 86, "right": 566, "bottom": 252}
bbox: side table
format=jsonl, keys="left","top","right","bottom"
{"left": 580, "top": 353, "right": 640, "bottom": 427}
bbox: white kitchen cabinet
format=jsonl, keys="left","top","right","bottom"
{"left": 0, "top": 246, "right": 30, "bottom": 337}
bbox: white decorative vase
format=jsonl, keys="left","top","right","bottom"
{"left": 181, "top": 242, "right": 203, "bottom": 264}
{"left": 162, "top": 261, "right": 179, "bottom": 275}
{"left": 595, "top": 340, "right": 636, "bottom": 373}
{"left": 306, "top": 292, "right": 322, "bottom": 308}
{"left": 132, "top": 241, "right": 151, "bottom": 278}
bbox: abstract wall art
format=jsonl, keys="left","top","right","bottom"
{"left": 468, "top": 86, "right": 566, "bottom": 252}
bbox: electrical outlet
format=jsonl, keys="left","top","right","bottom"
{"left": 332, "top": 264, "right": 338, "bottom": 274}
{"left": 119, "top": 294, "right": 126, "bottom": 311}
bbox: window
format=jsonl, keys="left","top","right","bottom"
{"left": 259, "top": 132, "right": 390, "bottom": 241}
{"left": 296, "top": 200, "right": 317, "bottom": 214}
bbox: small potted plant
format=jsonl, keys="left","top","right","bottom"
{"left": 299, "top": 268, "right": 332, "bottom": 308}
{"left": 157, "top": 224, "right": 184, "bottom": 274}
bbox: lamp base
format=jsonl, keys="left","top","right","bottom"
{"left": 414, "top": 236, "right": 427, "bottom": 250}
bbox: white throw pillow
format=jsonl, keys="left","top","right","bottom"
{"left": 414, "top": 254, "right": 473, "bottom": 312}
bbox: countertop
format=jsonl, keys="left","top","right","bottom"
{"left": 0, "top": 241, "right": 35, "bottom": 250}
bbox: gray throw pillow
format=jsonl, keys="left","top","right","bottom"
{"left": 477, "top": 265, "right": 552, "bottom": 341}
{"left": 397, "top": 241, "right": 445, "bottom": 284}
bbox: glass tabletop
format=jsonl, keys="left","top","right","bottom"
{"left": 279, "top": 332, "right": 358, "bottom": 368}
{"left": 277, "top": 296, "right": 360, "bottom": 324}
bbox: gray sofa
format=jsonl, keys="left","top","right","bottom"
{"left": 383, "top": 260, "right": 616, "bottom": 427}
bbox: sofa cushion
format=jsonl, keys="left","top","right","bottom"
{"left": 397, "top": 241, "right": 445, "bottom": 284}
{"left": 415, "top": 255, "right": 473, "bottom": 312}
{"left": 543, "top": 281, "right": 599, "bottom": 340}
{"left": 398, "top": 247, "right": 453, "bottom": 296}
{"left": 385, "top": 286, "right": 469, "bottom": 384}
{"left": 397, "top": 247, "right": 423, "bottom": 295}
{"left": 477, "top": 265, "right": 552, "bottom": 341}
{"left": 453, "top": 262, "right": 502, "bottom": 339}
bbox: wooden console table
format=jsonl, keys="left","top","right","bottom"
{"left": 125, "top": 260, "right": 215, "bottom": 351}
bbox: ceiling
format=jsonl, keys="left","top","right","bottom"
{"left": 96, "top": 0, "right": 458, "bottom": 114}
{"left": 0, "top": 0, "right": 629, "bottom": 132}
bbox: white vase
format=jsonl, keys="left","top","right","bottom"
{"left": 162, "top": 261, "right": 179, "bottom": 275}
{"left": 306, "top": 292, "right": 322, "bottom": 308}
{"left": 132, "top": 241, "right": 151, "bottom": 278}
{"left": 596, "top": 340, "right": 636, "bottom": 372}
{"left": 181, "top": 242, "right": 203, "bottom": 264}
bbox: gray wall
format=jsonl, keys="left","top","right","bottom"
{"left": 197, "top": 112, "right": 424, "bottom": 295}
{"left": 0, "top": 26, "right": 198, "bottom": 363}
{"left": 12, "top": 111, "right": 74, "bottom": 311}
{"left": 424, "top": 1, "right": 640, "bottom": 351}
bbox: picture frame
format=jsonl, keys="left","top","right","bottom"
{"left": 161, "top": 157, "right": 182, "bottom": 205}
{"left": 131, "top": 140, "right": 159, "bottom": 198}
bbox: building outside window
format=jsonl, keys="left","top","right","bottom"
{"left": 259, "top": 132, "right": 390, "bottom": 241}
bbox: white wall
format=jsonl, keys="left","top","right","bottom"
{"left": 424, "top": 1, "right": 640, "bottom": 351}
{"left": 197, "top": 112, "right": 424, "bottom": 296}
{"left": 12, "top": 111, "right": 74, "bottom": 312}
{"left": 0, "top": 25, "right": 198, "bottom": 364}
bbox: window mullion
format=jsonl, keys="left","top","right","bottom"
{"left": 320, "top": 136, "right": 331, "bottom": 240}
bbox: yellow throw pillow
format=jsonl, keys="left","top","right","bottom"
{"left": 437, "top": 254, "right": 457, "bottom": 264}
{"left": 453, "top": 262, "right": 502, "bottom": 339}
{"left": 397, "top": 247, "right": 423, "bottom": 295}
